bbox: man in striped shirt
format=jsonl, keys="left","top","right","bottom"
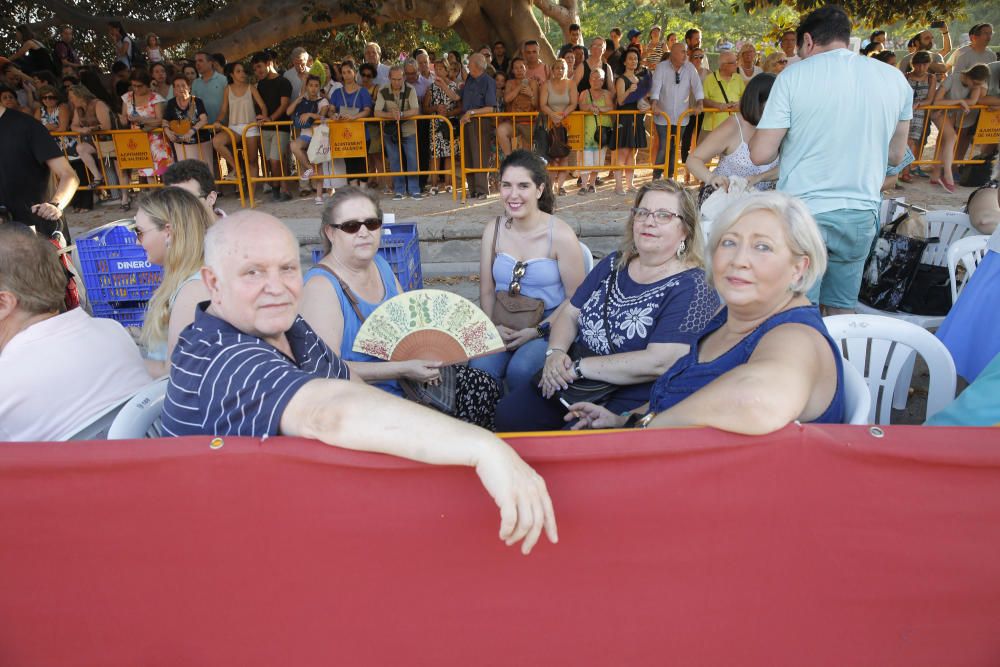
{"left": 161, "top": 211, "right": 558, "bottom": 554}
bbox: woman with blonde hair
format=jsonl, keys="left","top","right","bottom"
{"left": 134, "top": 187, "right": 215, "bottom": 377}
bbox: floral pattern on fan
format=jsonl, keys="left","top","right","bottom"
{"left": 353, "top": 289, "right": 505, "bottom": 364}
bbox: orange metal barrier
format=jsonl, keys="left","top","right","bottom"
{"left": 52, "top": 126, "right": 246, "bottom": 207}
{"left": 458, "top": 110, "right": 672, "bottom": 201}
{"left": 909, "top": 103, "right": 992, "bottom": 167}
{"left": 241, "top": 116, "right": 459, "bottom": 208}
{"left": 673, "top": 107, "right": 735, "bottom": 184}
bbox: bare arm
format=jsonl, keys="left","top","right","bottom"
{"left": 647, "top": 323, "right": 835, "bottom": 435}
{"left": 215, "top": 86, "right": 230, "bottom": 124}
{"left": 938, "top": 30, "right": 952, "bottom": 59}
{"left": 166, "top": 280, "right": 211, "bottom": 362}
{"left": 749, "top": 127, "right": 786, "bottom": 166}
{"left": 56, "top": 104, "right": 71, "bottom": 132}
{"left": 888, "top": 119, "right": 910, "bottom": 166}
{"left": 280, "top": 378, "right": 558, "bottom": 554}
{"left": 31, "top": 156, "right": 79, "bottom": 221}
{"left": 578, "top": 342, "right": 690, "bottom": 384}
{"left": 479, "top": 222, "right": 498, "bottom": 318}
{"left": 686, "top": 116, "right": 738, "bottom": 184}
{"left": 269, "top": 95, "right": 289, "bottom": 122}
{"left": 250, "top": 86, "right": 269, "bottom": 119}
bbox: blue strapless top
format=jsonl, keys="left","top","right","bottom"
{"left": 649, "top": 305, "right": 845, "bottom": 424}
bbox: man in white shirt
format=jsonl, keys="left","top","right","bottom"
{"left": 779, "top": 31, "right": 801, "bottom": 66}
{"left": 283, "top": 47, "right": 310, "bottom": 100}
{"left": 364, "top": 42, "right": 391, "bottom": 86}
{"left": 750, "top": 5, "right": 912, "bottom": 315}
{"left": 0, "top": 225, "right": 151, "bottom": 441}
{"left": 649, "top": 44, "right": 703, "bottom": 179}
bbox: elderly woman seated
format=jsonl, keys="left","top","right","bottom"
{"left": 494, "top": 179, "right": 721, "bottom": 431}
{"left": 299, "top": 187, "right": 501, "bottom": 429}
{"left": 569, "top": 192, "right": 845, "bottom": 434}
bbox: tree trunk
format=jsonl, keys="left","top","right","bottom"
{"left": 37, "top": 0, "right": 571, "bottom": 62}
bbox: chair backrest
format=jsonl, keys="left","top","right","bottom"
{"left": 106, "top": 377, "right": 169, "bottom": 439}
{"left": 946, "top": 234, "right": 990, "bottom": 304}
{"left": 823, "top": 314, "right": 956, "bottom": 424}
{"left": 922, "top": 210, "right": 975, "bottom": 267}
{"left": 840, "top": 361, "right": 872, "bottom": 425}
{"left": 63, "top": 399, "right": 130, "bottom": 441}
{"left": 579, "top": 240, "right": 595, "bottom": 274}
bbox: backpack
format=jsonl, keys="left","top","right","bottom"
{"left": 128, "top": 37, "right": 147, "bottom": 69}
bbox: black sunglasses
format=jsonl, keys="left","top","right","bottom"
{"left": 331, "top": 218, "right": 382, "bottom": 234}
{"left": 509, "top": 260, "right": 527, "bottom": 296}
{"left": 674, "top": 71, "right": 681, "bottom": 84}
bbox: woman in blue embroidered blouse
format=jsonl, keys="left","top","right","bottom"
{"left": 569, "top": 192, "right": 846, "bottom": 434}
{"left": 494, "top": 179, "right": 720, "bottom": 431}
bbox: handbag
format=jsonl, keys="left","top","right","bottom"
{"left": 489, "top": 217, "right": 546, "bottom": 330}
{"left": 167, "top": 96, "right": 198, "bottom": 143}
{"left": 306, "top": 122, "right": 332, "bottom": 163}
{"left": 898, "top": 263, "right": 951, "bottom": 316}
{"left": 532, "top": 112, "right": 549, "bottom": 155}
{"left": 547, "top": 123, "right": 570, "bottom": 159}
{"left": 858, "top": 213, "right": 929, "bottom": 312}
{"left": 958, "top": 153, "right": 996, "bottom": 188}
{"left": 532, "top": 263, "right": 622, "bottom": 406}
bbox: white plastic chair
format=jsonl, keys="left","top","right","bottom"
{"left": 579, "top": 240, "right": 595, "bottom": 274}
{"left": 106, "top": 377, "right": 169, "bottom": 439}
{"left": 840, "top": 361, "right": 872, "bottom": 425}
{"left": 63, "top": 399, "right": 130, "bottom": 440}
{"left": 946, "top": 234, "right": 990, "bottom": 304}
{"left": 823, "top": 314, "right": 956, "bottom": 424}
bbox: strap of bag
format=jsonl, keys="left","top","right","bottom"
{"left": 714, "top": 72, "right": 730, "bottom": 104}
{"left": 603, "top": 262, "right": 618, "bottom": 353}
{"left": 311, "top": 263, "right": 365, "bottom": 323}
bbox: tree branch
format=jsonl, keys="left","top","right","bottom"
{"left": 531, "top": 0, "right": 578, "bottom": 35}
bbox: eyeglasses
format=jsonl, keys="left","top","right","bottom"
{"left": 632, "top": 207, "right": 683, "bottom": 224}
{"left": 134, "top": 225, "right": 155, "bottom": 241}
{"left": 330, "top": 218, "right": 382, "bottom": 234}
{"left": 691, "top": 55, "right": 704, "bottom": 60}
{"left": 509, "top": 260, "right": 527, "bottom": 296}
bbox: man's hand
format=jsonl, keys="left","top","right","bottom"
{"left": 474, "top": 439, "right": 558, "bottom": 555}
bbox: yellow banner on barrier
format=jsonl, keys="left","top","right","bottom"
{"left": 974, "top": 109, "right": 1000, "bottom": 144}
{"left": 112, "top": 131, "right": 154, "bottom": 170}
{"left": 330, "top": 121, "right": 367, "bottom": 158}
{"left": 564, "top": 114, "right": 584, "bottom": 151}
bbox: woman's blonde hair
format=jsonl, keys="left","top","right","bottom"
{"left": 138, "top": 187, "right": 215, "bottom": 350}
{"left": 616, "top": 179, "right": 703, "bottom": 270}
{"left": 704, "top": 191, "right": 827, "bottom": 295}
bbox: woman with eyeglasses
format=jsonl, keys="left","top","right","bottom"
{"left": 359, "top": 62, "right": 387, "bottom": 193}
{"left": 134, "top": 187, "right": 215, "bottom": 378}
{"left": 566, "top": 192, "right": 845, "bottom": 434}
{"left": 686, "top": 73, "right": 779, "bottom": 206}
{"left": 118, "top": 68, "right": 172, "bottom": 210}
{"left": 163, "top": 74, "right": 213, "bottom": 171}
{"left": 762, "top": 52, "right": 788, "bottom": 75}
{"left": 298, "top": 187, "right": 501, "bottom": 428}
{"left": 494, "top": 178, "right": 719, "bottom": 431}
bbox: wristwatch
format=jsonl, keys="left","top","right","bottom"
{"left": 623, "top": 412, "right": 658, "bottom": 428}
{"left": 573, "top": 358, "right": 584, "bottom": 379}
{"left": 536, "top": 322, "right": 551, "bottom": 338}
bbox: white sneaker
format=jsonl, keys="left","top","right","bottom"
{"left": 314, "top": 194, "right": 325, "bottom": 205}
{"left": 301, "top": 168, "right": 314, "bottom": 180}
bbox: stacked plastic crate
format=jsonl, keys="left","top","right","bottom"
{"left": 76, "top": 224, "right": 162, "bottom": 328}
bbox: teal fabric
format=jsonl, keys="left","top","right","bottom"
{"left": 926, "top": 352, "right": 1000, "bottom": 427}
{"left": 806, "top": 208, "right": 878, "bottom": 309}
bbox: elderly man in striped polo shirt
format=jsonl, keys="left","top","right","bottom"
{"left": 160, "top": 211, "right": 557, "bottom": 554}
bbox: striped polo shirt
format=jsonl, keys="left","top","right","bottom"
{"left": 161, "top": 304, "right": 350, "bottom": 437}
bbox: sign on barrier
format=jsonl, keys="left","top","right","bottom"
{"left": 112, "top": 130, "right": 154, "bottom": 170}
{"left": 974, "top": 109, "right": 1000, "bottom": 144}
{"left": 330, "top": 121, "right": 367, "bottom": 158}
{"left": 564, "top": 113, "right": 584, "bottom": 151}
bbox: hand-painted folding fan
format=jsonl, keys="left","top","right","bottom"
{"left": 352, "top": 289, "right": 505, "bottom": 364}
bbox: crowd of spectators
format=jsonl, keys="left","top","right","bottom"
{"left": 2, "top": 8, "right": 1000, "bottom": 464}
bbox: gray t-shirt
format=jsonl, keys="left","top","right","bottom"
{"left": 948, "top": 46, "right": 997, "bottom": 76}
{"left": 898, "top": 51, "right": 944, "bottom": 74}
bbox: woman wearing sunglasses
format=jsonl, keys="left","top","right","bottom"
{"left": 494, "top": 179, "right": 719, "bottom": 431}
{"left": 299, "top": 187, "right": 500, "bottom": 428}
{"left": 470, "top": 150, "right": 586, "bottom": 395}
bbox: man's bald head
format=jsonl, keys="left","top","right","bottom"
{"left": 204, "top": 210, "right": 298, "bottom": 272}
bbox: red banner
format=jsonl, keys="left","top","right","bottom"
{"left": 1, "top": 425, "right": 999, "bottom": 666}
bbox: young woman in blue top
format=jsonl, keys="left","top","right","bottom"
{"left": 569, "top": 192, "right": 845, "bottom": 434}
{"left": 471, "top": 150, "right": 586, "bottom": 393}
{"left": 327, "top": 61, "right": 373, "bottom": 187}
{"left": 495, "top": 179, "right": 719, "bottom": 431}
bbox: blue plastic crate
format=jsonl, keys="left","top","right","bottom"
{"left": 77, "top": 225, "right": 163, "bottom": 304}
{"left": 310, "top": 223, "right": 422, "bottom": 291}
{"left": 92, "top": 301, "right": 148, "bottom": 328}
